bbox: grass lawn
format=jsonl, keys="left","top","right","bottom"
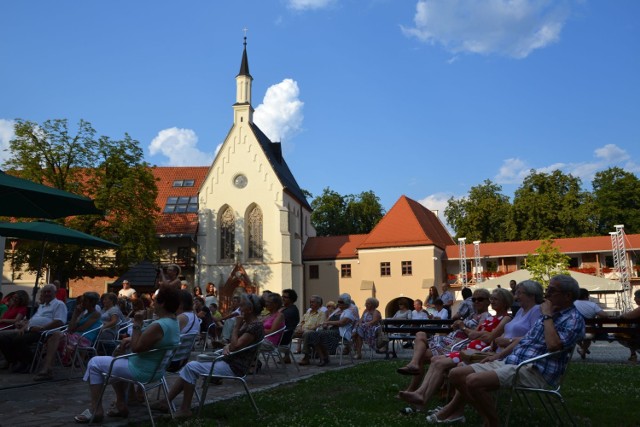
{"left": 151, "top": 360, "right": 640, "bottom": 427}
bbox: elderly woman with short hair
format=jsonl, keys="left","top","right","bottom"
{"left": 160, "top": 293, "right": 265, "bottom": 418}
{"left": 353, "top": 297, "right": 382, "bottom": 359}
{"left": 34, "top": 291, "right": 102, "bottom": 382}
{"left": 306, "top": 293, "right": 358, "bottom": 367}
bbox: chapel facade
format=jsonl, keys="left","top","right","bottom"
{"left": 195, "top": 39, "right": 315, "bottom": 304}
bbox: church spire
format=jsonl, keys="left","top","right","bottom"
{"left": 234, "top": 32, "right": 254, "bottom": 124}
{"left": 237, "top": 36, "right": 251, "bottom": 78}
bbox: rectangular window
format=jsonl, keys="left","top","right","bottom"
{"left": 341, "top": 264, "right": 352, "bottom": 278}
{"left": 173, "top": 179, "right": 195, "bottom": 187}
{"left": 402, "top": 261, "right": 412, "bottom": 276}
{"left": 309, "top": 265, "right": 319, "bottom": 279}
{"left": 164, "top": 195, "right": 198, "bottom": 213}
{"left": 569, "top": 257, "right": 579, "bottom": 268}
{"left": 380, "top": 262, "right": 391, "bottom": 277}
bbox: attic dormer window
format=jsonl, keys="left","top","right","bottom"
{"left": 173, "top": 179, "right": 195, "bottom": 187}
{"left": 164, "top": 196, "right": 198, "bottom": 213}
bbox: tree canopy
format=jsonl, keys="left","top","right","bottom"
{"left": 310, "top": 188, "right": 385, "bottom": 236}
{"left": 524, "top": 238, "right": 570, "bottom": 287}
{"left": 444, "top": 179, "right": 512, "bottom": 242}
{"left": 3, "top": 118, "right": 159, "bottom": 283}
{"left": 592, "top": 167, "right": 640, "bottom": 235}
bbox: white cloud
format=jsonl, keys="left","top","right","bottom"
{"left": 254, "top": 78, "right": 304, "bottom": 144}
{"left": 287, "top": 0, "right": 336, "bottom": 11}
{"left": 495, "top": 144, "right": 638, "bottom": 186}
{"left": 418, "top": 192, "right": 456, "bottom": 234}
{"left": 0, "top": 119, "right": 15, "bottom": 165}
{"left": 494, "top": 157, "right": 530, "bottom": 184}
{"left": 402, "top": 0, "right": 571, "bottom": 59}
{"left": 149, "top": 127, "right": 213, "bottom": 166}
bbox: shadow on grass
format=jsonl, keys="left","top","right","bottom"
{"left": 145, "top": 360, "right": 640, "bottom": 427}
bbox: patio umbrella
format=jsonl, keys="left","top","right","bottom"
{"left": 0, "top": 170, "right": 102, "bottom": 218}
{"left": 0, "top": 220, "right": 119, "bottom": 313}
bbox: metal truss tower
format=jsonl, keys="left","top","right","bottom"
{"left": 473, "top": 241, "right": 482, "bottom": 284}
{"left": 458, "top": 238, "right": 467, "bottom": 286}
{"left": 610, "top": 225, "right": 632, "bottom": 312}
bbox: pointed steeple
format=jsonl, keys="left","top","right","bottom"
{"left": 234, "top": 34, "right": 254, "bottom": 124}
{"left": 237, "top": 36, "right": 251, "bottom": 78}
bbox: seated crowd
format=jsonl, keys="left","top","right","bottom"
{"left": 0, "top": 274, "right": 592, "bottom": 426}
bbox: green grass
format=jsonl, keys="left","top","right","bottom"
{"left": 149, "top": 360, "right": 640, "bottom": 427}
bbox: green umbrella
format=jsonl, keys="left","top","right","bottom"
{"left": 0, "top": 170, "right": 102, "bottom": 218}
{"left": 0, "top": 220, "right": 118, "bottom": 314}
{"left": 0, "top": 220, "right": 118, "bottom": 248}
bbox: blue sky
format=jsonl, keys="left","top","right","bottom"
{"left": 1, "top": 0, "right": 639, "bottom": 220}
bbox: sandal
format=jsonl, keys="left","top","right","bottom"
{"left": 400, "top": 406, "right": 423, "bottom": 415}
{"left": 74, "top": 409, "right": 103, "bottom": 424}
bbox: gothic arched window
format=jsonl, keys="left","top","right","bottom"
{"left": 220, "top": 207, "right": 235, "bottom": 261}
{"left": 248, "top": 205, "right": 263, "bottom": 260}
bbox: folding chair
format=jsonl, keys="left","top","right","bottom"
{"left": 196, "top": 339, "right": 263, "bottom": 416}
{"left": 202, "top": 322, "right": 217, "bottom": 351}
{"left": 91, "top": 346, "right": 178, "bottom": 427}
{"left": 157, "top": 333, "right": 199, "bottom": 402}
{"left": 504, "top": 346, "right": 577, "bottom": 427}
{"left": 334, "top": 326, "right": 355, "bottom": 366}
{"left": 278, "top": 328, "right": 300, "bottom": 372}
{"left": 97, "top": 320, "right": 131, "bottom": 355}
{"left": 67, "top": 324, "right": 107, "bottom": 377}
{"left": 30, "top": 325, "right": 68, "bottom": 373}
{"left": 259, "top": 325, "right": 287, "bottom": 373}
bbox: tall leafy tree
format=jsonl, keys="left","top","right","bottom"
{"left": 311, "top": 188, "right": 384, "bottom": 236}
{"left": 3, "top": 119, "right": 159, "bottom": 282}
{"left": 524, "top": 238, "right": 570, "bottom": 288}
{"left": 444, "top": 179, "right": 513, "bottom": 242}
{"left": 592, "top": 167, "right": 640, "bottom": 234}
{"left": 510, "top": 170, "right": 596, "bottom": 240}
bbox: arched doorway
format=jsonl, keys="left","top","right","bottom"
{"left": 218, "top": 264, "right": 257, "bottom": 314}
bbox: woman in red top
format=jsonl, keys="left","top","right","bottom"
{"left": 0, "top": 290, "right": 30, "bottom": 328}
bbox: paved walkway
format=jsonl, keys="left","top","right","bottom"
{"left": 0, "top": 341, "right": 634, "bottom": 427}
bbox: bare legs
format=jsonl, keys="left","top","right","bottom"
{"left": 36, "top": 331, "right": 63, "bottom": 375}
{"left": 353, "top": 334, "right": 363, "bottom": 358}
{"left": 399, "top": 355, "right": 455, "bottom": 406}
{"left": 398, "top": 331, "right": 434, "bottom": 391}
{"left": 448, "top": 365, "right": 501, "bottom": 427}
{"left": 166, "top": 377, "right": 195, "bottom": 417}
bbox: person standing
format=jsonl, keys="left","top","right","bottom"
{"left": 118, "top": 280, "right": 136, "bottom": 300}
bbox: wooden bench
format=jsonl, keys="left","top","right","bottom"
{"left": 380, "top": 318, "right": 454, "bottom": 359}
{"left": 581, "top": 317, "right": 639, "bottom": 360}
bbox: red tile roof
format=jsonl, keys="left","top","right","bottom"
{"left": 302, "top": 234, "right": 368, "bottom": 260}
{"left": 152, "top": 167, "right": 208, "bottom": 235}
{"left": 358, "top": 195, "right": 455, "bottom": 250}
{"left": 444, "top": 234, "right": 640, "bottom": 259}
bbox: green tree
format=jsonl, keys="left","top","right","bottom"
{"left": 311, "top": 188, "right": 384, "bottom": 236}
{"left": 592, "top": 167, "right": 640, "bottom": 234}
{"left": 444, "top": 179, "right": 513, "bottom": 242}
{"left": 3, "top": 119, "right": 159, "bottom": 282}
{"left": 524, "top": 238, "right": 570, "bottom": 287}
{"left": 510, "top": 170, "right": 596, "bottom": 240}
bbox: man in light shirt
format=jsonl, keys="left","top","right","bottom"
{"left": 297, "top": 295, "right": 327, "bottom": 365}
